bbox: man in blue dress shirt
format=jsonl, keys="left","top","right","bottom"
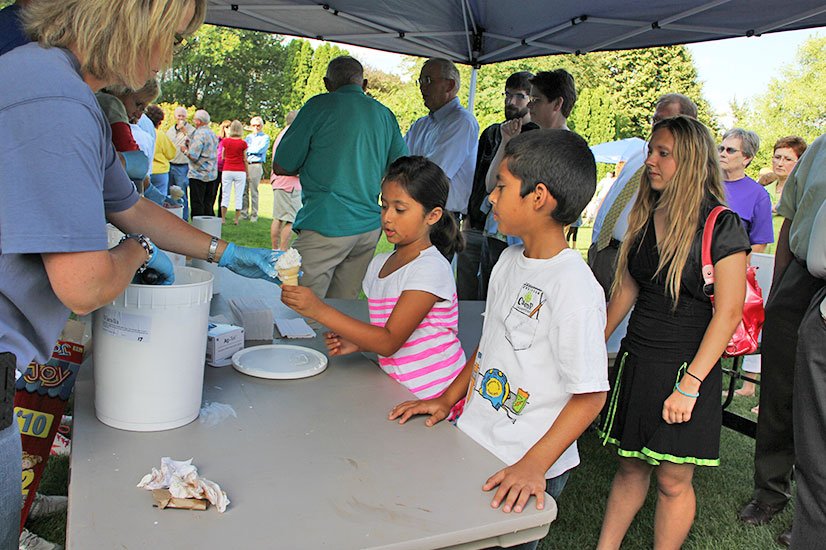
{"left": 405, "top": 58, "right": 479, "bottom": 223}
{"left": 242, "top": 116, "right": 271, "bottom": 222}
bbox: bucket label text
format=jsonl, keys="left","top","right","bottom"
{"left": 100, "top": 310, "right": 152, "bottom": 343}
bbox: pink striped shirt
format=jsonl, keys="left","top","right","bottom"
{"left": 363, "top": 247, "right": 466, "bottom": 399}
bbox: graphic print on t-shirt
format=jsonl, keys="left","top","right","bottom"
{"left": 465, "top": 351, "right": 531, "bottom": 423}
{"left": 513, "top": 283, "right": 546, "bottom": 317}
{"left": 504, "top": 283, "right": 545, "bottom": 350}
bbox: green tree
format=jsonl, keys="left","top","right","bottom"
{"left": 465, "top": 45, "right": 711, "bottom": 139}
{"left": 160, "top": 25, "right": 292, "bottom": 124}
{"left": 596, "top": 46, "right": 716, "bottom": 136}
{"left": 363, "top": 66, "right": 427, "bottom": 134}
{"left": 284, "top": 40, "right": 314, "bottom": 112}
{"left": 301, "top": 42, "right": 349, "bottom": 102}
{"left": 159, "top": 25, "right": 711, "bottom": 148}
{"left": 742, "top": 36, "right": 826, "bottom": 176}
{"left": 568, "top": 86, "right": 618, "bottom": 144}
{"left": 729, "top": 97, "right": 750, "bottom": 128}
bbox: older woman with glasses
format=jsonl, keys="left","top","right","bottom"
{"left": 0, "top": 3, "right": 283, "bottom": 545}
{"left": 718, "top": 128, "right": 774, "bottom": 253}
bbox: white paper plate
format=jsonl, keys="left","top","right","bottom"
{"left": 231, "top": 344, "right": 328, "bottom": 379}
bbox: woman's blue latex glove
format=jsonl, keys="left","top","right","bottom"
{"left": 133, "top": 248, "right": 175, "bottom": 285}
{"left": 141, "top": 182, "right": 167, "bottom": 206}
{"left": 162, "top": 195, "right": 186, "bottom": 208}
{"left": 218, "top": 242, "right": 282, "bottom": 283}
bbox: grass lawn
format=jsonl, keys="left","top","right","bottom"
{"left": 27, "top": 186, "right": 788, "bottom": 547}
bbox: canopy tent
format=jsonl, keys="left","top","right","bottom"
{"left": 590, "top": 137, "right": 647, "bottom": 164}
{"left": 204, "top": 1, "right": 826, "bottom": 66}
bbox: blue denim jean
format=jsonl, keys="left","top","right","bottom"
{"left": 168, "top": 163, "right": 190, "bottom": 220}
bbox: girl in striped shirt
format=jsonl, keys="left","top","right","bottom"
{"left": 281, "top": 156, "right": 466, "bottom": 399}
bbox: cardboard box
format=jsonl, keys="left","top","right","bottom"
{"left": 206, "top": 324, "right": 244, "bottom": 367}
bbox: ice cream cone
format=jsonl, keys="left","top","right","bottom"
{"left": 278, "top": 266, "right": 300, "bottom": 286}
{"left": 168, "top": 185, "right": 185, "bottom": 200}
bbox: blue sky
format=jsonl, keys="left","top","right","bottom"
{"left": 686, "top": 28, "right": 821, "bottom": 116}
{"left": 340, "top": 28, "right": 822, "bottom": 118}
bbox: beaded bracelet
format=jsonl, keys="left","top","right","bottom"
{"left": 120, "top": 233, "right": 154, "bottom": 273}
{"left": 674, "top": 381, "right": 700, "bottom": 399}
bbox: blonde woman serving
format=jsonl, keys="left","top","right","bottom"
{"left": 0, "top": 3, "right": 282, "bottom": 545}
{"left": 597, "top": 116, "right": 749, "bottom": 549}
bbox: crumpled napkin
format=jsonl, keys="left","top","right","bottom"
{"left": 137, "top": 457, "right": 230, "bottom": 513}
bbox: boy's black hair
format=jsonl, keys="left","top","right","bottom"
{"left": 504, "top": 71, "right": 533, "bottom": 92}
{"left": 503, "top": 129, "right": 596, "bottom": 226}
{"left": 383, "top": 156, "right": 464, "bottom": 259}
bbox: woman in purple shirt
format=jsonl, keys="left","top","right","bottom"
{"left": 718, "top": 128, "right": 774, "bottom": 253}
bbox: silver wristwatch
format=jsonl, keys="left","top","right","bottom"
{"left": 206, "top": 236, "right": 219, "bottom": 263}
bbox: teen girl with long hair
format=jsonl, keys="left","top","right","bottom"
{"left": 597, "top": 116, "right": 750, "bottom": 549}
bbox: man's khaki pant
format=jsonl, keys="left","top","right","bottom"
{"left": 241, "top": 163, "right": 263, "bottom": 219}
{"left": 294, "top": 228, "right": 382, "bottom": 299}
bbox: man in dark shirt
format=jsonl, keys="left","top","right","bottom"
{"left": 457, "top": 71, "right": 537, "bottom": 300}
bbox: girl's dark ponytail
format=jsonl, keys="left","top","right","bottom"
{"left": 430, "top": 210, "right": 464, "bottom": 260}
{"left": 383, "top": 156, "right": 464, "bottom": 259}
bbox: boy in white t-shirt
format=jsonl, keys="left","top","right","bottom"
{"left": 390, "top": 130, "right": 608, "bottom": 534}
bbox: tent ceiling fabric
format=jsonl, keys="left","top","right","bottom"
{"left": 205, "top": 0, "right": 826, "bottom": 65}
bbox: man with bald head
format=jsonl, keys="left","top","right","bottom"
{"left": 405, "top": 57, "right": 479, "bottom": 223}
{"left": 273, "top": 56, "right": 407, "bottom": 299}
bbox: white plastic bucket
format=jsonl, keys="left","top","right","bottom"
{"left": 162, "top": 206, "right": 187, "bottom": 267}
{"left": 191, "top": 216, "right": 223, "bottom": 295}
{"left": 93, "top": 267, "right": 213, "bottom": 431}
{"left": 166, "top": 250, "right": 187, "bottom": 268}
{"left": 164, "top": 204, "right": 184, "bottom": 219}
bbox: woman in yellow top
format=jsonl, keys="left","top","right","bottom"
{"left": 145, "top": 104, "right": 177, "bottom": 196}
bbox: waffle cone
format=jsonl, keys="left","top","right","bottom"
{"left": 278, "top": 266, "right": 300, "bottom": 285}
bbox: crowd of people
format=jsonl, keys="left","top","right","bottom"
{"left": 0, "top": 1, "right": 824, "bottom": 550}
{"left": 97, "top": 95, "right": 304, "bottom": 253}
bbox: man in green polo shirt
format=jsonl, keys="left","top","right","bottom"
{"left": 273, "top": 56, "right": 408, "bottom": 298}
